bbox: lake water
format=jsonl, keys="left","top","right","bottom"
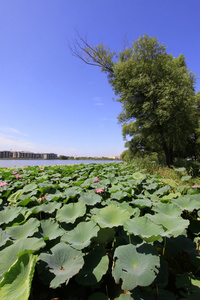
{"left": 0, "top": 159, "right": 122, "bottom": 168}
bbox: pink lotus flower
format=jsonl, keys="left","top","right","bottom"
{"left": 23, "top": 170, "right": 26, "bottom": 173}
{"left": 42, "top": 196, "right": 46, "bottom": 201}
{"left": 94, "top": 177, "right": 99, "bottom": 183}
{"left": 192, "top": 185, "right": 200, "bottom": 188}
{"left": 96, "top": 188, "right": 104, "bottom": 194}
{"left": 13, "top": 171, "right": 17, "bottom": 174}
{"left": 0, "top": 182, "right": 7, "bottom": 187}
{"left": 15, "top": 174, "right": 20, "bottom": 178}
{"left": 40, "top": 168, "right": 44, "bottom": 171}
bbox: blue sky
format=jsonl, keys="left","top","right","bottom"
{"left": 0, "top": 0, "right": 199, "bottom": 157}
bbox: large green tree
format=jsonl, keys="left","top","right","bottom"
{"left": 71, "top": 34, "right": 197, "bottom": 166}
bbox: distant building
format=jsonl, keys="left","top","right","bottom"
{"left": 0, "top": 150, "right": 57, "bottom": 159}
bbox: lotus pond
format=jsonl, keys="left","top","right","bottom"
{"left": 0, "top": 162, "right": 200, "bottom": 300}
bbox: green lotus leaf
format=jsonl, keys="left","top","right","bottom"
{"left": 22, "top": 183, "right": 38, "bottom": 193}
{"left": 75, "top": 248, "right": 109, "bottom": 286}
{"left": 0, "top": 206, "right": 24, "bottom": 225}
{"left": 39, "top": 242, "right": 84, "bottom": 288}
{"left": 56, "top": 202, "right": 86, "bottom": 223}
{"left": 5, "top": 218, "right": 40, "bottom": 240}
{"left": 0, "top": 238, "right": 45, "bottom": 279}
{"left": 109, "top": 184, "right": 123, "bottom": 193}
{"left": 81, "top": 178, "right": 95, "bottom": 188}
{"left": 0, "top": 229, "right": 10, "bottom": 247}
{"left": 45, "top": 189, "right": 63, "bottom": 201}
{"left": 79, "top": 191, "right": 101, "bottom": 206}
{"left": 172, "top": 195, "right": 200, "bottom": 212}
{"left": 176, "top": 272, "right": 200, "bottom": 295}
{"left": 161, "top": 192, "right": 181, "bottom": 201}
{"left": 174, "top": 167, "right": 186, "bottom": 172}
{"left": 61, "top": 221, "right": 99, "bottom": 250}
{"left": 101, "top": 179, "right": 113, "bottom": 186}
{"left": 153, "top": 203, "right": 182, "bottom": 216}
{"left": 132, "top": 172, "right": 146, "bottom": 180}
{"left": 124, "top": 216, "right": 165, "bottom": 242}
{"left": 114, "top": 294, "right": 134, "bottom": 300}
{"left": 143, "top": 183, "right": 158, "bottom": 190}
{"left": 181, "top": 175, "right": 192, "bottom": 181}
{"left": 64, "top": 187, "right": 81, "bottom": 199}
{"left": 7, "top": 190, "right": 23, "bottom": 204}
{"left": 113, "top": 244, "right": 160, "bottom": 290}
{"left": 39, "top": 219, "right": 64, "bottom": 240}
{"left": 32, "top": 202, "right": 62, "bottom": 214}
{"left": 92, "top": 227, "right": 116, "bottom": 244}
{"left": 131, "top": 198, "right": 152, "bottom": 208}
{"left": 116, "top": 202, "right": 139, "bottom": 217}
{"left": 93, "top": 204, "right": 130, "bottom": 228}
{"left": 155, "top": 185, "right": 171, "bottom": 195}
{"left": 146, "top": 213, "right": 190, "bottom": 237}
{"left": 0, "top": 253, "right": 37, "bottom": 300}
{"left": 111, "top": 191, "right": 127, "bottom": 200}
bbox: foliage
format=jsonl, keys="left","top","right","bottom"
{"left": 0, "top": 162, "right": 200, "bottom": 299}
{"left": 71, "top": 34, "right": 198, "bottom": 166}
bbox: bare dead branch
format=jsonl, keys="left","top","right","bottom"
{"left": 69, "top": 31, "right": 114, "bottom": 73}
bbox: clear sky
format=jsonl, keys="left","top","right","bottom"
{"left": 0, "top": 0, "right": 199, "bottom": 157}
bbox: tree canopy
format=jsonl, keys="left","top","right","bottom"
{"left": 71, "top": 34, "right": 198, "bottom": 166}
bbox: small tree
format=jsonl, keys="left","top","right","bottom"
{"left": 71, "top": 34, "right": 197, "bottom": 166}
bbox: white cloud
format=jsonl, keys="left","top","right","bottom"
{"left": 0, "top": 127, "right": 28, "bottom": 136}
{"left": 100, "top": 117, "right": 116, "bottom": 121}
{"left": 0, "top": 134, "right": 35, "bottom": 151}
{"left": 93, "top": 97, "right": 104, "bottom": 106}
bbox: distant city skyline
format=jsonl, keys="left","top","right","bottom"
{"left": 0, "top": 1, "right": 199, "bottom": 156}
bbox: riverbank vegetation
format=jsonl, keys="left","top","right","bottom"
{"left": 71, "top": 34, "right": 200, "bottom": 167}
{"left": 0, "top": 161, "right": 200, "bottom": 299}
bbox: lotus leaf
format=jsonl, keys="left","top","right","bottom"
{"left": 0, "top": 229, "right": 10, "bottom": 247}
{"left": 153, "top": 203, "right": 182, "bottom": 217}
{"left": 45, "top": 189, "right": 63, "bottom": 201}
{"left": 81, "top": 178, "right": 96, "bottom": 188}
{"left": 155, "top": 185, "right": 171, "bottom": 195}
{"left": 92, "top": 227, "right": 116, "bottom": 244}
{"left": 124, "top": 216, "right": 165, "bottom": 242}
{"left": 75, "top": 248, "right": 109, "bottom": 286}
{"left": 113, "top": 244, "right": 160, "bottom": 290}
{"left": 131, "top": 198, "right": 152, "bottom": 208}
{"left": 79, "top": 191, "right": 101, "bottom": 205}
{"left": 0, "top": 206, "right": 24, "bottom": 225}
{"left": 176, "top": 272, "right": 200, "bottom": 296}
{"left": 0, "top": 253, "right": 37, "bottom": 300}
{"left": 39, "top": 242, "right": 84, "bottom": 288}
{"left": 114, "top": 295, "right": 134, "bottom": 300}
{"left": 111, "top": 191, "right": 127, "bottom": 200}
{"left": 56, "top": 202, "right": 86, "bottom": 223}
{"left": 172, "top": 195, "right": 200, "bottom": 212}
{"left": 132, "top": 172, "right": 146, "bottom": 180}
{"left": 22, "top": 183, "right": 38, "bottom": 193}
{"left": 61, "top": 221, "right": 99, "bottom": 250}
{"left": 64, "top": 187, "right": 81, "bottom": 199}
{"left": 5, "top": 218, "right": 40, "bottom": 240}
{"left": 143, "top": 183, "right": 158, "bottom": 190}
{"left": 33, "top": 202, "right": 62, "bottom": 214}
{"left": 39, "top": 219, "right": 64, "bottom": 240}
{"left": 0, "top": 238, "right": 45, "bottom": 279}
{"left": 7, "top": 190, "right": 23, "bottom": 204}
{"left": 146, "top": 213, "right": 190, "bottom": 237}
{"left": 181, "top": 175, "right": 192, "bottom": 181}
{"left": 93, "top": 204, "right": 130, "bottom": 228}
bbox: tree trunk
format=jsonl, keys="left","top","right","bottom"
{"left": 163, "top": 143, "right": 174, "bottom": 167}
